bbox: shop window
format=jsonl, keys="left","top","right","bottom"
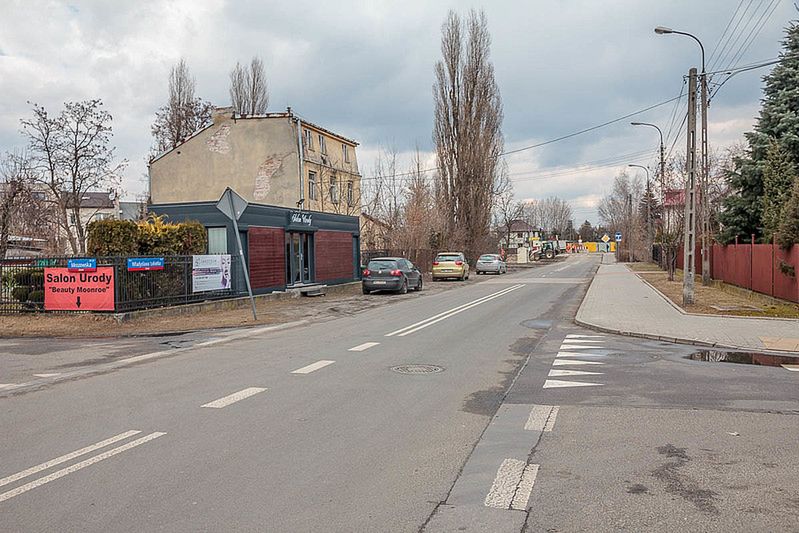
{"left": 207, "top": 227, "right": 228, "bottom": 254}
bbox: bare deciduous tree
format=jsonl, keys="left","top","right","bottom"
{"left": 0, "top": 152, "right": 31, "bottom": 258}
{"left": 599, "top": 171, "right": 645, "bottom": 262}
{"left": 230, "top": 57, "right": 269, "bottom": 116}
{"left": 433, "top": 9, "right": 503, "bottom": 251}
{"left": 21, "top": 100, "right": 125, "bottom": 254}
{"left": 151, "top": 59, "right": 214, "bottom": 156}
{"left": 492, "top": 170, "right": 523, "bottom": 253}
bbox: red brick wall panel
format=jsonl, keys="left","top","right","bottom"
{"left": 248, "top": 227, "right": 285, "bottom": 289}
{"left": 315, "top": 230, "right": 354, "bottom": 282}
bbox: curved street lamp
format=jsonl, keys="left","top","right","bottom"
{"left": 630, "top": 122, "right": 665, "bottom": 196}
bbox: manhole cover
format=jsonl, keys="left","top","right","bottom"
{"left": 391, "top": 364, "right": 444, "bottom": 375}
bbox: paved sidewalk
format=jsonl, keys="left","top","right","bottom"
{"left": 576, "top": 256, "right": 799, "bottom": 354}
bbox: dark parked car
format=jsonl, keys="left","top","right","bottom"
{"left": 362, "top": 257, "right": 423, "bottom": 295}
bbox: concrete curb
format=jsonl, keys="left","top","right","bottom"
{"left": 572, "top": 316, "right": 794, "bottom": 356}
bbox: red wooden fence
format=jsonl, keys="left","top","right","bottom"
{"left": 676, "top": 241, "right": 798, "bottom": 303}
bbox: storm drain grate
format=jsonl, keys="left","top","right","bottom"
{"left": 391, "top": 364, "right": 444, "bottom": 375}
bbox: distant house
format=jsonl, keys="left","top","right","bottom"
{"left": 499, "top": 219, "right": 542, "bottom": 253}
{"left": 662, "top": 188, "right": 685, "bottom": 233}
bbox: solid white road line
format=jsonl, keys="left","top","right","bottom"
{"left": 542, "top": 406, "right": 559, "bottom": 432}
{"left": 201, "top": 387, "right": 267, "bottom": 409}
{"left": 385, "top": 285, "right": 524, "bottom": 337}
{"left": 552, "top": 359, "right": 604, "bottom": 366}
{"left": 781, "top": 364, "right": 799, "bottom": 372}
{"left": 0, "top": 430, "right": 142, "bottom": 489}
{"left": 32, "top": 373, "right": 61, "bottom": 378}
{"left": 390, "top": 285, "right": 525, "bottom": 337}
{"left": 560, "top": 339, "right": 604, "bottom": 344}
{"left": 510, "top": 464, "right": 540, "bottom": 511}
{"left": 0, "top": 432, "right": 166, "bottom": 503}
{"left": 566, "top": 334, "right": 605, "bottom": 339}
{"left": 348, "top": 342, "right": 380, "bottom": 352}
{"left": 548, "top": 369, "right": 603, "bottom": 377}
{"left": 0, "top": 384, "right": 15, "bottom": 390}
{"left": 291, "top": 360, "right": 335, "bottom": 374}
{"left": 543, "top": 379, "right": 603, "bottom": 388}
{"left": 556, "top": 351, "right": 607, "bottom": 358}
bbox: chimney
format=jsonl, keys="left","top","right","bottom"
{"left": 212, "top": 106, "right": 234, "bottom": 125}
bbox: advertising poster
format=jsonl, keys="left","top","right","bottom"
{"left": 192, "top": 254, "right": 232, "bottom": 292}
{"left": 44, "top": 267, "right": 115, "bottom": 311}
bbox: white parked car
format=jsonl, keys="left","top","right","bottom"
{"left": 475, "top": 254, "right": 507, "bottom": 275}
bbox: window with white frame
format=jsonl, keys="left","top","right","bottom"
{"left": 207, "top": 227, "right": 228, "bottom": 254}
{"left": 329, "top": 176, "right": 338, "bottom": 204}
{"left": 342, "top": 143, "right": 350, "bottom": 163}
{"left": 304, "top": 129, "right": 313, "bottom": 150}
{"left": 346, "top": 181, "right": 354, "bottom": 206}
{"left": 319, "top": 134, "right": 327, "bottom": 155}
{"left": 308, "top": 170, "right": 317, "bottom": 200}
{"left": 94, "top": 213, "right": 113, "bottom": 221}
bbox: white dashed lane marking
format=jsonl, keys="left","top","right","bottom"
{"left": 543, "top": 379, "right": 603, "bottom": 388}
{"left": 557, "top": 351, "right": 607, "bottom": 358}
{"left": 524, "top": 405, "right": 559, "bottom": 432}
{"left": 291, "top": 360, "right": 335, "bottom": 374}
{"left": 348, "top": 342, "right": 379, "bottom": 352}
{"left": 484, "top": 458, "right": 539, "bottom": 511}
{"left": 32, "top": 373, "right": 61, "bottom": 378}
{"left": 548, "top": 369, "right": 603, "bottom": 377}
{"left": 552, "top": 359, "right": 604, "bottom": 366}
{"left": 201, "top": 387, "right": 267, "bottom": 409}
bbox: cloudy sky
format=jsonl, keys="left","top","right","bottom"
{"left": 0, "top": 0, "right": 795, "bottom": 224}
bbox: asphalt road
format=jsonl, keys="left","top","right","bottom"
{"left": 1, "top": 254, "right": 797, "bottom": 532}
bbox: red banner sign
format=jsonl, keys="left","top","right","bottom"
{"left": 44, "top": 267, "right": 115, "bottom": 311}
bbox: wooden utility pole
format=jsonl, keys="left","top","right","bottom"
{"left": 683, "top": 68, "right": 698, "bottom": 306}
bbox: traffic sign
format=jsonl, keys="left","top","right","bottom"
{"left": 601, "top": 234, "right": 610, "bottom": 243}
{"left": 615, "top": 231, "right": 623, "bottom": 243}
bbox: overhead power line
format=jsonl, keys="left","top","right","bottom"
{"left": 359, "top": 93, "right": 684, "bottom": 182}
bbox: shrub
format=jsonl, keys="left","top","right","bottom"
{"left": 28, "top": 290, "right": 44, "bottom": 303}
{"left": 86, "top": 215, "right": 209, "bottom": 256}
{"left": 11, "top": 286, "right": 30, "bottom": 302}
{"left": 87, "top": 219, "right": 139, "bottom": 255}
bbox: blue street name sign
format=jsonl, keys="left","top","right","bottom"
{"left": 67, "top": 258, "right": 97, "bottom": 272}
{"left": 127, "top": 257, "right": 165, "bottom": 271}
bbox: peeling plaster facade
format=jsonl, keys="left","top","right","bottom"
{"left": 149, "top": 109, "right": 361, "bottom": 217}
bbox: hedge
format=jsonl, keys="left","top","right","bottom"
{"left": 87, "top": 215, "right": 207, "bottom": 256}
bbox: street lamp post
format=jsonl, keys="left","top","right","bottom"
{"left": 629, "top": 164, "right": 652, "bottom": 261}
{"left": 630, "top": 122, "right": 665, "bottom": 199}
{"left": 655, "top": 26, "right": 711, "bottom": 286}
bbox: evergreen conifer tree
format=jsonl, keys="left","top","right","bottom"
{"left": 719, "top": 22, "right": 799, "bottom": 243}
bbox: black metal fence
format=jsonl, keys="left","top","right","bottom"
{"left": 0, "top": 255, "right": 243, "bottom": 314}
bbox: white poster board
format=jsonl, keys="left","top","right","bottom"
{"left": 192, "top": 254, "right": 232, "bottom": 292}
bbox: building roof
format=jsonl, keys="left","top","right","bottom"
{"left": 360, "top": 212, "right": 390, "bottom": 229}
{"left": 508, "top": 219, "right": 537, "bottom": 232}
{"left": 64, "top": 191, "right": 114, "bottom": 209}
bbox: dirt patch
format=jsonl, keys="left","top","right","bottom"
{"left": 0, "top": 275, "right": 483, "bottom": 338}
{"left": 631, "top": 265, "right": 799, "bottom": 319}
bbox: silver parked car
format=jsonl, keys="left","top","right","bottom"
{"left": 475, "top": 254, "right": 507, "bottom": 275}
